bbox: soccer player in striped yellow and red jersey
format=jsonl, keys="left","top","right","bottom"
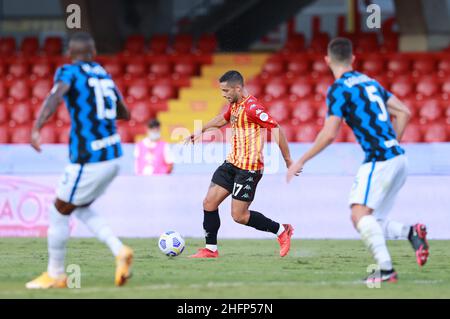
{"left": 185, "top": 70, "right": 295, "bottom": 258}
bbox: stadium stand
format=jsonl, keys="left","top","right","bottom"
{"left": 0, "top": 30, "right": 449, "bottom": 143}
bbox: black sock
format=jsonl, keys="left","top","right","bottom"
{"left": 246, "top": 210, "right": 280, "bottom": 234}
{"left": 203, "top": 209, "right": 220, "bottom": 245}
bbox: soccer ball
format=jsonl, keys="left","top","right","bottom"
{"left": 158, "top": 231, "right": 185, "bottom": 256}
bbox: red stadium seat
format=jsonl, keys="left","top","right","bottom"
{"left": 8, "top": 80, "right": 30, "bottom": 101}
{"left": 0, "top": 37, "right": 16, "bottom": 56}
{"left": 286, "top": 59, "right": 310, "bottom": 76}
{"left": 309, "top": 33, "right": 329, "bottom": 53}
{"left": 291, "top": 100, "right": 315, "bottom": 123}
{"left": 103, "top": 61, "right": 123, "bottom": 78}
{"left": 149, "top": 34, "right": 169, "bottom": 54}
{"left": 295, "top": 123, "right": 319, "bottom": 142}
{"left": 311, "top": 59, "right": 329, "bottom": 76}
{"left": 151, "top": 84, "right": 175, "bottom": 101}
{"left": 124, "top": 35, "right": 146, "bottom": 54}
{"left": 0, "top": 125, "right": 9, "bottom": 143}
{"left": 290, "top": 79, "right": 313, "bottom": 99}
{"left": 264, "top": 80, "right": 288, "bottom": 99}
{"left": 43, "top": 37, "right": 62, "bottom": 56}
{"left": 0, "top": 63, "right": 6, "bottom": 77}
{"left": 387, "top": 57, "right": 410, "bottom": 77}
{"left": 401, "top": 123, "right": 422, "bottom": 143}
{"left": 173, "top": 62, "right": 197, "bottom": 77}
{"left": 437, "top": 59, "right": 450, "bottom": 76}
{"left": 355, "top": 33, "right": 379, "bottom": 53}
{"left": 246, "top": 82, "right": 263, "bottom": 97}
{"left": 266, "top": 99, "right": 290, "bottom": 124}
{"left": 412, "top": 57, "right": 436, "bottom": 76}
{"left": 40, "top": 126, "right": 57, "bottom": 144}
{"left": 149, "top": 62, "right": 171, "bottom": 77}
{"left": 130, "top": 101, "right": 153, "bottom": 124}
{"left": 56, "top": 106, "right": 71, "bottom": 125}
{"left": 279, "top": 124, "right": 296, "bottom": 142}
{"left": 423, "top": 123, "right": 448, "bottom": 142}
{"left": 173, "top": 34, "right": 193, "bottom": 54}
{"left": 381, "top": 33, "right": 399, "bottom": 52}
{"left": 20, "top": 37, "right": 39, "bottom": 56}
{"left": 442, "top": 78, "right": 450, "bottom": 99}
{"left": 262, "top": 61, "right": 285, "bottom": 76}
{"left": 390, "top": 80, "right": 414, "bottom": 99}
{"left": 0, "top": 102, "right": 8, "bottom": 124}
{"left": 56, "top": 125, "right": 70, "bottom": 143}
{"left": 116, "top": 124, "right": 132, "bottom": 143}
{"left": 314, "top": 77, "right": 334, "bottom": 99}
{"left": 0, "top": 81, "right": 5, "bottom": 100}
{"left": 419, "top": 99, "right": 443, "bottom": 123}
{"left": 31, "top": 61, "right": 52, "bottom": 79}
{"left": 125, "top": 60, "right": 147, "bottom": 78}
{"left": 8, "top": 61, "right": 28, "bottom": 78}
{"left": 32, "top": 79, "right": 52, "bottom": 102}
{"left": 282, "top": 33, "right": 305, "bottom": 52}
{"left": 10, "top": 125, "right": 31, "bottom": 143}
{"left": 197, "top": 34, "right": 217, "bottom": 53}
{"left": 10, "top": 102, "right": 32, "bottom": 125}
{"left": 416, "top": 77, "right": 440, "bottom": 99}
{"left": 127, "top": 80, "right": 149, "bottom": 101}
{"left": 361, "top": 58, "right": 384, "bottom": 76}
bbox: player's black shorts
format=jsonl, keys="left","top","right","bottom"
{"left": 211, "top": 161, "right": 263, "bottom": 202}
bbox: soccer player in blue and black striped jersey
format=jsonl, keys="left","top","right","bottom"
{"left": 27, "top": 32, "right": 133, "bottom": 289}
{"left": 287, "top": 38, "right": 429, "bottom": 283}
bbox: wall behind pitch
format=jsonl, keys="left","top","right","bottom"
{"left": 1, "top": 143, "right": 449, "bottom": 239}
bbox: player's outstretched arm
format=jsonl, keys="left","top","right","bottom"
{"left": 31, "top": 82, "right": 70, "bottom": 152}
{"left": 272, "top": 124, "right": 293, "bottom": 168}
{"left": 286, "top": 116, "right": 342, "bottom": 182}
{"left": 184, "top": 114, "right": 228, "bottom": 144}
{"left": 386, "top": 95, "right": 411, "bottom": 141}
{"left": 116, "top": 100, "right": 130, "bottom": 120}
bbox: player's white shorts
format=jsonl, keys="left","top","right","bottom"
{"left": 348, "top": 155, "right": 408, "bottom": 219}
{"left": 56, "top": 158, "right": 121, "bottom": 206}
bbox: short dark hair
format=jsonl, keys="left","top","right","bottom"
{"left": 219, "top": 70, "right": 244, "bottom": 86}
{"left": 69, "top": 32, "right": 94, "bottom": 43}
{"left": 148, "top": 118, "right": 160, "bottom": 128}
{"left": 328, "top": 38, "right": 353, "bottom": 63}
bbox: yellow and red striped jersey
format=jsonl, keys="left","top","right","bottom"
{"left": 223, "top": 95, "right": 278, "bottom": 170}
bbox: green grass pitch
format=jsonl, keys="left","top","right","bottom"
{"left": 0, "top": 238, "right": 449, "bottom": 298}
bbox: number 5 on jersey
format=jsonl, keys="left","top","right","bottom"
{"left": 365, "top": 85, "right": 388, "bottom": 122}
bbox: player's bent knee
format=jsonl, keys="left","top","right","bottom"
{"left": 54, "top": 198, "right": 77, "bottom": 215}
{"left": 231, "top": 210, "right": 249, "bottom": 224}
{"left": 350, "top": 204, "right": 372, "bottom": 226}
{"left": 203, "top": 197, "right": 218, "bottom": 211}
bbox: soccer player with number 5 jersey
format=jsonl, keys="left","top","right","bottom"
{"left": 287, "top": 38, "right": 429, "bottom": 283}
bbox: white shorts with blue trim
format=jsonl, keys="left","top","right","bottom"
{"left": 56, "top": 158, "right": 121, "bottom": 206}
{"left": 348, "top": 155, "right": 408, "bottom": 219}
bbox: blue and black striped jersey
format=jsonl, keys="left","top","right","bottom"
{"left": 54, "top": 61, "right": 123, "bottom": 164}
{"left": 327, "top": 70, "right": 405, "bottom": 163}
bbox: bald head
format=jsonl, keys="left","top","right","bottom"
{"left": 68, "top": 32, "right": 96, "bottom": 61}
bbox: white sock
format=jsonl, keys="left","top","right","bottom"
{"left": 74, "top": 207, "right": 123, "bottom": 257}
{"left": 276, "top": 224, "right": 285, "bottom": 236}
{"left": 357, "top": 215, "right": 393, "bottom": 271}
{"left": 379, "top": 219, "right": 411, "bottom": 240}
{"left": 47, "top": 205, "right": 70, "bottom": 278}
{"left": 206, "top": 244, "right": 217, "bottom": 252}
